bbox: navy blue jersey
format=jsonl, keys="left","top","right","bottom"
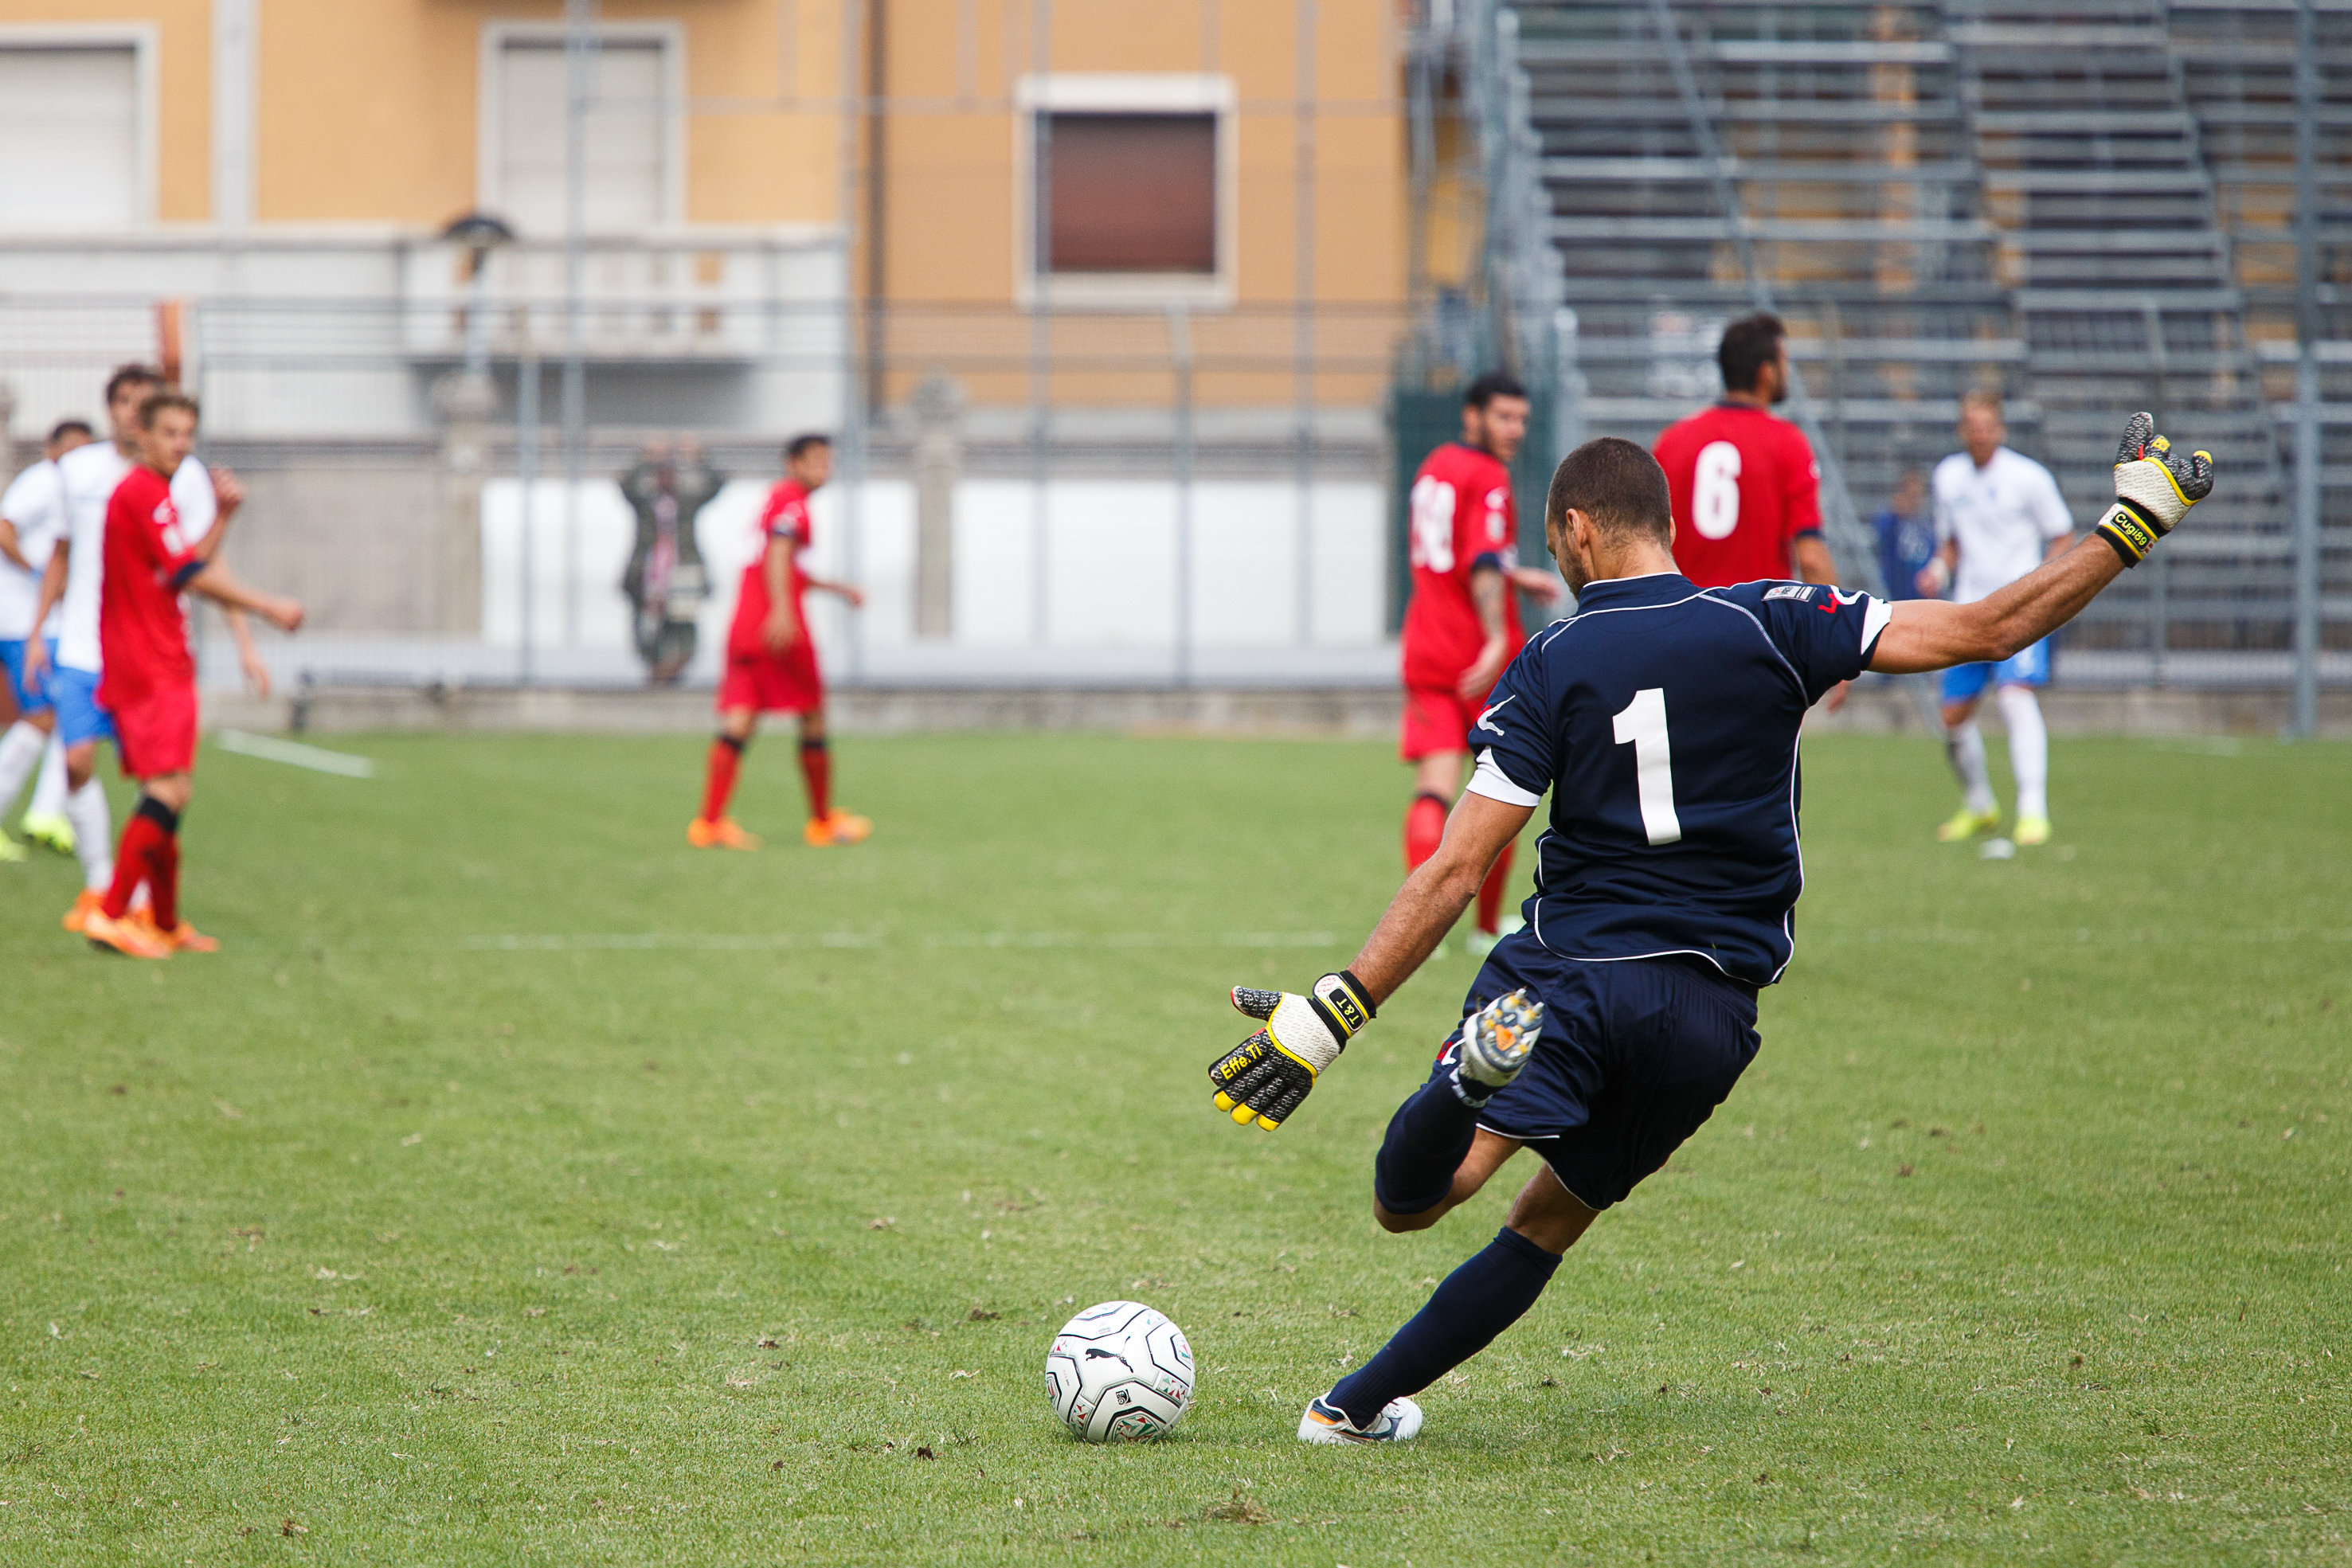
{"left": 1466, "top": 571, "right": 1892, "bottom": 986}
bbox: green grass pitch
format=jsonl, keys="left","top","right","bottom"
{"left": 2, "top": 726, "right": 2346, "bottom": 1564}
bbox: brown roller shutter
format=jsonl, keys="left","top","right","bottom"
{"left": 1043, "top": 113, "right": 1217, "bottom": 274}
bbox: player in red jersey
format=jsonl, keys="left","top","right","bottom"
{"left": 1652, "top": 312, "right": 1849, "bottom": 707}
{"left": 82, "top": 390, "right": 303, "bottom": 959}
{"left": 1399, "top": 373, "right": 1565, "bottom": 957}
{"left": 690, "top": 433, "right": 870, "bottom": 850}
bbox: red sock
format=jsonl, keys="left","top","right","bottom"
{"left": 699, "top": 737, "right": 742, "bottom": 823}
{"left": 103, "top": 808, "right": 169, "bottom": 921}
{"left": 1403, "top": 792, "right": 1448, "bottom": 871}
{"left": 149, "top": 831, "right": 180, "bottom": 932}
{"left": 1476, "top": 841, "right": 1516, "bottom": 935}
{"left": 799, "top": 739, "right": 831, "bottom": 823}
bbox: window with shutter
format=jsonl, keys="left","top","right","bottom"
{"left": 0, "top": 44, "right": 143, "bottom": 231}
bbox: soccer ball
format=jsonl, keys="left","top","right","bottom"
{"left": 1043, "top": 1300, "right": 1194, "bottom": 1441}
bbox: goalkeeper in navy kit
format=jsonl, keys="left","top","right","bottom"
{"left": 1207, "top": 415, "right": 2211, "bottom": 1445}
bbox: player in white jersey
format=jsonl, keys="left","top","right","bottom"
{"left": 1917, "top": 391, "right": 2076, "bottom": 846}
{"left": 0, "top": 419, "right": 96, "bottom": 859}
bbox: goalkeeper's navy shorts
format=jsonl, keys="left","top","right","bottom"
{"left": 1413, "top": 939, "right": 1761, "bottom": 1212}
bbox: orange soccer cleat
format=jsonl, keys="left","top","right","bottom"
{"left": 61, "top": 889, "right": 103, "bottom": 933}
{"left": 823, "top": 810, "right": 872, "bottom": 846}
{"left": 84, "top": 908, "right": 172, "bottom": 960}
{"left": 687, "top": 817, "right": 761, "bottom": 851}
{"left": 140, "top": 913, "right": 220, "bottom": 952}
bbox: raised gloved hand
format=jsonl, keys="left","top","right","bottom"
{"left": 2096, "top": 411, "right": 2214, "bottom": 567}
{"left": 1207, "top": 972, "right": 1376, "bottom": 1131}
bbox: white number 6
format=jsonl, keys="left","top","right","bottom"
{"left": 1611, "top": 687, "right": 1683, "bottom": 845}
{"left": 1693, "top": 440, "right": 1741, "bottom": 541}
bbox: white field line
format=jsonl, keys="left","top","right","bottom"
{"left": 458, "top": 930, "right": 1342, "bottom": 953}
{"left": 216, "top": 729, "right": 377, "bottom": 778}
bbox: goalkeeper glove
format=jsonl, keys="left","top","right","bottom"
{"left": 2096, "top": 411, "right": 2214, "bottom": 566}
{"left": 1207, "top": 971, "right": 1376, "bottom": 1132}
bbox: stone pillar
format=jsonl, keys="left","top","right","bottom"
{"left": 912, "top": 373, "right": 963, "bottom": 640}
{"left": 431, "top": 370, "right": 496, "bottom": 636}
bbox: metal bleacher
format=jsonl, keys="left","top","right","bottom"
{"left": 1504, "top": 0, "right": 2351, "bottom": 664}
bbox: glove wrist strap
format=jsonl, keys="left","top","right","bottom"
{"left": 2096, "top": 501, "right": 2158, "bottom": 567}
{"left": 1309, "top": 970, "right": 1376, "bottom": 1043}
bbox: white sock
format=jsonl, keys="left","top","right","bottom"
{"left": 1997, "top": 685, "right": 2049, "bottom": 821}
{"left": 1944, "top": 719, "right": 1997, "bottom": 815}
{"left": 29, "top": 734, "right": 68, "bottom": 819}
{"left": 65, "top": 777, "right": 113, "bottom": 892}
{"left": 0, "top": 721, "right": 41, "bottom": 819}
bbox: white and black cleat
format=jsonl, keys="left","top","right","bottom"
{"left": 1297, "top": 1394, "right": 1424, "bottom": 1445}
{"left": 1451, "top": 987, "right": 1543, "bottom": 1105}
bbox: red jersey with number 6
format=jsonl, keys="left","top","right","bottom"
{"left": 727, "top": 479, "right": 814, "bottom": 660}
{"left": 97, "top": 463, "right": 204, "bottom": 707}
{"left": 1400, "top": 442, "right": 1524, "bottom": 690}
{"left": 1652, "top": 403, "right": 1822, "bottom": 587}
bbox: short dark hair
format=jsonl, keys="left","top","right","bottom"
{"left": 1462, "top": 371, "right": 1528, "bottom": 411}
{"left": 136, "top": 389, "right": 200, "bottom": 428}
{"left": 49, "top": 419, "right": 94, "bottom": 444}
{"left": 1717, "top": 313, "right": 1786, "bottom": 394}
{"left": 785, "top": 432, "right": 832, "bottom": 461}
{"left": 106, "top": 362, "right": 162, "bottom": 405}
{"left": 1545, "top": 436, "right": 1673, "bottom": 544}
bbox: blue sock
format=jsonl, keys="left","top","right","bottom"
{"left": 1328, "top": 1227, "right": 1561, "bottom": 1426}
{"left": 1372, "top": 1062, "right": 1483, "bottom": 1216}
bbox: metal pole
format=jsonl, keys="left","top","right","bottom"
{"left": 1029, "top": 0, "right": 1053, "bottom": 648}
{"left": 519, "top": 334, "right": 542, "bottom": 686}
{"left": 1294, "top": 0, "right": 1317, "bottom": 647}
{"left": 2291, "top": 0, "right": 2322, "bottom": 738}
{"left": 1171, "top": 305, "right": 1196, "bottom": 686}
{"left": 843, "top": 0, "right": 870, "bottom": 681}
{"left": 2142, "top": 298, "right": 2170, "bottom": 687}
{"left": 562, "top": 0, "right": 594, "bottom": 657}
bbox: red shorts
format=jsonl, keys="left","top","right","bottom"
{"left": 717, "top": 644, "right": 823, "bottom": 715}
{"left": 113, "top": 681, "right": 198, "bottom": 780}
{"left": 1400, "top": 684, "right": 1482, "bottom": 762}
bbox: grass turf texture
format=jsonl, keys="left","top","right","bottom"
{"left": 1, "top": 729, "right": 2346, "bottom": 1565}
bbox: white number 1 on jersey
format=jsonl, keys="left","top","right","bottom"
{"left": 1610, "top": 688, "right": 1684, "bottom": 845}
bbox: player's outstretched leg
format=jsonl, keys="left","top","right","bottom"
{"left": 1996, "top": 683, "right": 2051, "bottom": 844}
{"left": 60, "top": 756, "right": 114, "bottom": 932}
{"left": 1936, "top": 697, "right": 2001, "bottom": 841}
{"left": 798, "top": 712, "right": 869, "bottom": 847}
{"left": 1466, "top": 841, "right": 1520, "bottom": 957}
{"left": 22, "top": 735, "right": 75, "bottom": 853}
{"left": 1303, "top": 1163, "right": 1595, "bottom": 1445}
{"left": 689, "top": 720, "right": 761, "bottom": 850}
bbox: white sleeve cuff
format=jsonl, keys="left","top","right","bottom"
{"left": 1857, "top": 594, "right": 1893, "bottom": 660}
{"left": 1466, "top": 749, "right": 1543, "bottom": 808}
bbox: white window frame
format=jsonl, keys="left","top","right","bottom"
{"left": 1015, "top": 73, "right": 1236, "bottom": 311}
{"left": 477, "top": 20, "right": 687, "bottom": 233}
{"left": 0, "top": 24, "right": 158, "bottom": 231}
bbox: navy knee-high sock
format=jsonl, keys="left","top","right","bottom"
{"left": 1373, "top": 1065, "right": 1485, "bottom": 1216}
{"left": 1329, "top": 1227, "right": 1561, "bottom": 1425}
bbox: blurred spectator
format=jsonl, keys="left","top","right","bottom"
{"left": 620, "top": 437, "right": 720, "bottom": 683}
{"left": 1873, "top": 471, "right": 1935, "bottom": 600}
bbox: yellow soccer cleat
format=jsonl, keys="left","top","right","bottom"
{"left": 19, "top": 811, "right": 75, "bottom": 855}
{"left": 688, "top": 817, "right": 761, "bottom": 851}
{"left": 1935, "top": 805, "right": 2002, "bottom": 843}
{"left": 0, "top": 831, "right": 24, "bottom": 863}
{"left": 2013, "top": 815, "right": 2052, "bottom": 847}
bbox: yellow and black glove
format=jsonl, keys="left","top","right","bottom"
{"left": 1207, "top": 971, "right": 1375, "bottom": 1131}
{"left": 2096, "top": 411, "right": 2214, "bottom": 566}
